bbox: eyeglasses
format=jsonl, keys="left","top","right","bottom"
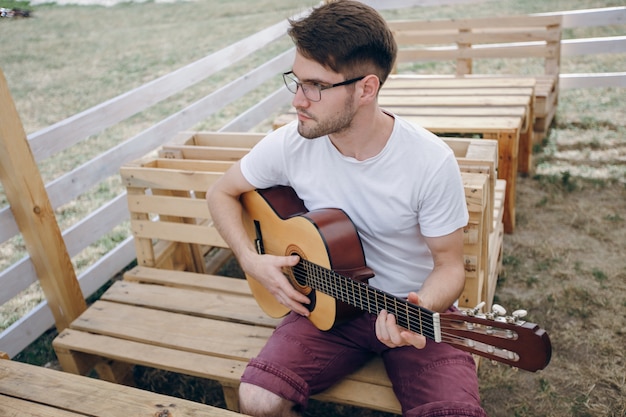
{"left": 282, "top": 71, "right": 365, "bottom": 102}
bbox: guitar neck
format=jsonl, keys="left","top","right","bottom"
{"left": 294, "top": 260, "right": 441, "bottom": 342}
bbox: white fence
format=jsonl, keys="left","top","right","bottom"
{"left": 0, "top": 5, "right": 624, "bottom": 358}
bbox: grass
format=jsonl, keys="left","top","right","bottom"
{"left": 1, "top": 0, "right": 626, "bottom": 416}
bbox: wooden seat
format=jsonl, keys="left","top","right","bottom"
{"left": 0, "top": 358, "right": 245, "bottom": 417}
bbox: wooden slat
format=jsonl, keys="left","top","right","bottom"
{"left": 101, "top": 281, "right": 278, "bottom": 328}
{"left": 385, "top": 75, "right": 536, "bottom": 88}
{"left": 121, "top": 167, "right": 223, "bottom": 191}
{"left": 380, "top": 87, "right": 534, "bottom": 96}
{"left": 403, "top": 115, "right": 521, "bottom": 133}
{"left": 70, "top": 300, "right": 272, "bottom": 360}
{"left": 378, "top": 94, "right": 531, "bottom": 107}
{"left": 131, "top": 219, "right": 227, "bottom": 247}
{"left": 171, "top": 131, "right": 265, "bottom": 148}
{"left": 0, "top": 360, "right": 242, "bottom": 417}
{"left": 123, "top": 266, "right": 249, "bottom": 294}
{"left": 381, "top": 106, "right": 526, "bottom": 117}
{"left": 160, "top": 146, "right": 251, "bottom": 161}
{"left": 127, "top": 194, "right": 210, "bottom": 219}
{"left": 1, "top": 395, "right": 86, "bottom": 417}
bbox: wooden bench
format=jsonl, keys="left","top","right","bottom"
{"left": 0, "top": 358, "right": 245, "bottom": 416}
{"left": 379, "top": 74, "right": 534, "bottom": 233}
{"left": 388, "top": 14, "right": 563, "bottom": 141}
{"left": 53, "top": 132, "right": 503, "bottom": 416}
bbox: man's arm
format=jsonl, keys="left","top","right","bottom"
{"left": 206, "top": 161, "right": 311, "bottom": 316}
{"left": 375, "top": 227, "right": 466, "bottom": 349}
{"left": 416, "top": 227, "right": 466, "bottom": 313}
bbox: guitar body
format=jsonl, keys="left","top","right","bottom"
{"left": 241, "top": 186, "right": 374, "bottom": 330}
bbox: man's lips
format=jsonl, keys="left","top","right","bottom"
{"left": 297, "top": 111, "right": 314, "bottom": 122}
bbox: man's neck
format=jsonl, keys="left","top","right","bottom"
{"left": 329, "top": 108, "right": 394, "bottom": 161}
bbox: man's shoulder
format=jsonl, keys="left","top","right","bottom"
{"left": 392, "top": 116, "right": 453, "bottom": 155}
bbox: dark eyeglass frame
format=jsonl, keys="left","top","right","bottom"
{"left": 282, "top": 71, "right": 366, "bottom": 102}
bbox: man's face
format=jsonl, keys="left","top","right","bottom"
{"left": 290, "top": 52, "right": 358, "bottom": 139}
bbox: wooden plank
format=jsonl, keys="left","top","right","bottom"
{"left": 69, "top": 300, "right": 273, "bottom": 360}
{"left": 381, "top": 106, "right": 527, "bottom": 117}
{"left": 171, "top": 131, "right": 265, "bottom": 148}
{"left": 402, "top": 115, "right": 522, "bottom": 133}
{"left": 0, "top": 395, "right": 80, "bottom": 417}
{"left": 561, "top": 36, "right": 626, "bottom": 56}
{"left": 534, "top": 6, "right": 626, "bottom": 28}
{"left": 101, "top": 281, "right": 279, "bottom": 327}
{"left": 388, "top": 14, "right": 562, "bottom": 31}
{"left": 127, "top": 194, "right": 211, "bottom": 219}
{"left": 378, "top": 94, "right": 531, "bottom": 107}
{"left": 0, "top": 69, "right": 86, "bottom": 331}
{"left": 386, "top": 75, "right": 536, "bottom": 88}
{"left": 123, "top": 266, "right": 249, "bottom": 295}
{"left": 121, "top": 167, "right": 223, "bottom": 191}
{"left": 160, "top": 146, "right": 251, "bottom": 161}
{"left": 131, "top": 220, "right": 227, "bottom": 247}
{"left": 0, "top": 360, "right": 242, "bottom": 417}
{"left": 380, "top": 87, "right": 534, "bottom": 96}
{"left": 560, "top": 72, "right": 626, "bottom": 89}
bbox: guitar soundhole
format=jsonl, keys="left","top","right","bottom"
{"left": 285, "top": 245, "right": 316, "bottom": 312}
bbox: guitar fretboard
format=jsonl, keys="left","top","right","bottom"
{"left": 293, "top": 259, "right": 441, "bottom": 342}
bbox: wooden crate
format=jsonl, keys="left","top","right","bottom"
{"left": 122, "top": 157, "right": 234, "bottom": 273}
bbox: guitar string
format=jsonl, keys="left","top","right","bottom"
{"left": 291, "top": 263, "right": 508, "bottom": 347}
{"left": 289, "top": 265, "right": 528, "bottom": 366}
{"left": 290, "top": 264, "right": 461, "bottom": 339}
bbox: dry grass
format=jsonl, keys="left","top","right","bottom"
{"left": 1, "top": 0, "right": 625, "bottom": 416}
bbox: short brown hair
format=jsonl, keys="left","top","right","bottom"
{"left": 287, "top": 0, "right": 397, "bottom": 85}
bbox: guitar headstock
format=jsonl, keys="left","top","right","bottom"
{"left": 439, "top": 303, "right": 552, "bottom": 372}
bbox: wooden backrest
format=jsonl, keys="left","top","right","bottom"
{"left": 121, "top": 157, "right": 233, "bottom": 272}
{"left": 388, "top": 14, "right": 562, "bottom": 77}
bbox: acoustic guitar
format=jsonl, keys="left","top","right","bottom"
{"left": 241, "top": 186, "right": 551, "bottom": 372}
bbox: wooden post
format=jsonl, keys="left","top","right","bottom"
{"left": 0, "top": 69, "right": 86, "bottom": 331}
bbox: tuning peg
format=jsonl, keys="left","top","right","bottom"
{"left": 512, "top": 309, "right": 527, "bottom": 320}
{"left": 467, "top": 301, "right": 485, "bottom": 316}
{"left": 492, "top": 304, "right": 506, "bottom": 316}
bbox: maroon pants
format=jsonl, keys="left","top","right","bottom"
{"left": 241, "top": 311, "right": 487, "bottom": 416}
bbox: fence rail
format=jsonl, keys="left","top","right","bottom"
{"left": 0, "top": 5, "right": 624, "bottom": 358}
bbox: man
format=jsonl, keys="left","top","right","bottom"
{"left": 207, "top": 1, "right": 487, "bottom": 416}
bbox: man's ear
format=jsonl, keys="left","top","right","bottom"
{"left": 360, "top": 74, "right": 381, "bottom": 103}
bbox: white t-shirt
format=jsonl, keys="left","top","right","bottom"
{"left": 240, "top": 115, "right": 468, "bottom": 297}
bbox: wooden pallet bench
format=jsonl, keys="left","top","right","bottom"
{"left": 387, "top": 14, "right": 562, "bottom": 141}
{"left": 0, "top": 358, "right": 245, "bottom": 417}
{"left": 53, "top": 132, "right": 503, "bottom": 416}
